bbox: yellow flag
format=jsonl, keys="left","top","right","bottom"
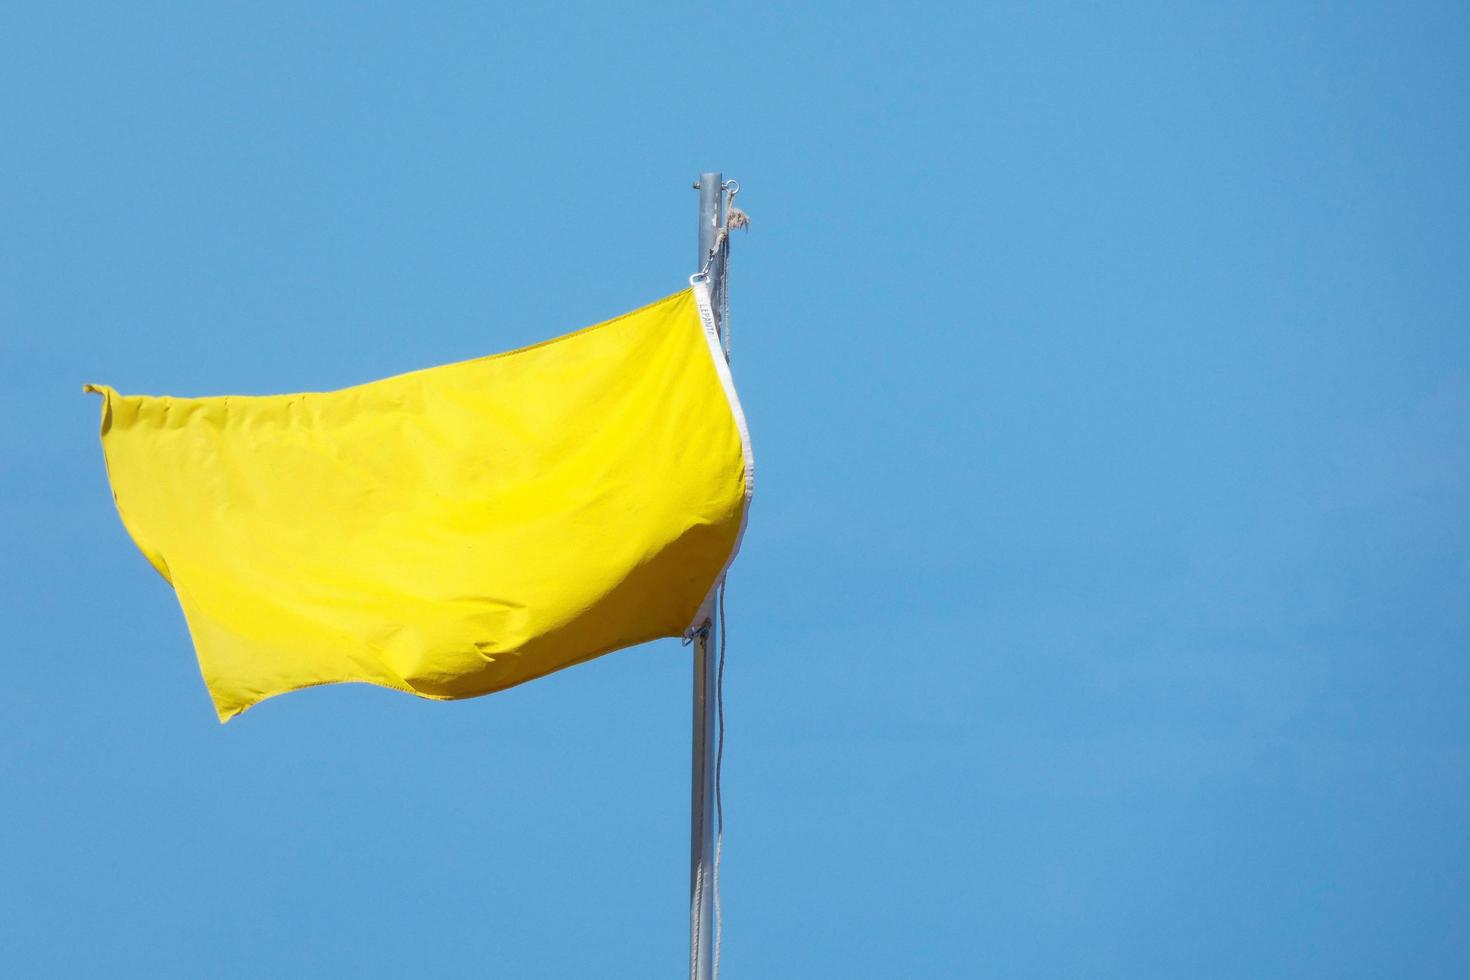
{"left": 87, "top": 285, "right": 752, "bottom": 721}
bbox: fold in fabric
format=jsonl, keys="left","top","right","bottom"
{"left": 88, "top": 287, "right": 752, "bottom": 721}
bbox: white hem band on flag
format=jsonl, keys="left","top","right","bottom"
{"left": 687, "top": 280, "right": 755, "bottom": 633}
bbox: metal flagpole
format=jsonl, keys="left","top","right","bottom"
{"left": 689, "top": 171, "right": 723, "bottom": 980}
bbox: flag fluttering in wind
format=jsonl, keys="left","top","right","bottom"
{"left": 87, "top": 284, "right": 752, "bottom": 721}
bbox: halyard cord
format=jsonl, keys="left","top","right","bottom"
{"left": 697, "top": 180, "right": 747, "bottom": 366}
{"left": 714, "top": 578, "right": 727, "bottom": 980}
{"left": 711, "top": 178, "right": 741, "bottom": 980}
{"left": 687, "top": 582, "right": 728, "bottom": 980}
{"left": 690, "top": 179, "right": 744, "bottom": 980}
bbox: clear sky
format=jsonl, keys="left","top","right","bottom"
{"left": 4, "top": 2, "right": 1468, "bottom": 977}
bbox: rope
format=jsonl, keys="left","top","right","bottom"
{"left": 697, "top": 181, "right": 748, "bottom": 360}
{"left": 713, "top": 578, "right": 727, "bottom": 979}
{"left": 709, "top": 178, "right": 742, "bottom": 979}
{"left": 695, "top": 178, "right": 745, "bottom": 980}
{"left": 720, "top": 182, "right": 746, "bottom": 362}
{"left": 685, "top": 605, "right": 721, "bottom": 980}
{"left": 688, "top": 615, "right": 711, "bottom": 980}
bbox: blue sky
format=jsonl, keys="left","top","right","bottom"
{"left": 4, "top": 2, "right": 1468, "bottom": 976}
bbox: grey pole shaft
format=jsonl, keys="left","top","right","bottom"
{"left": 689, "top": 171, "right": 723, "bottom": 980}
